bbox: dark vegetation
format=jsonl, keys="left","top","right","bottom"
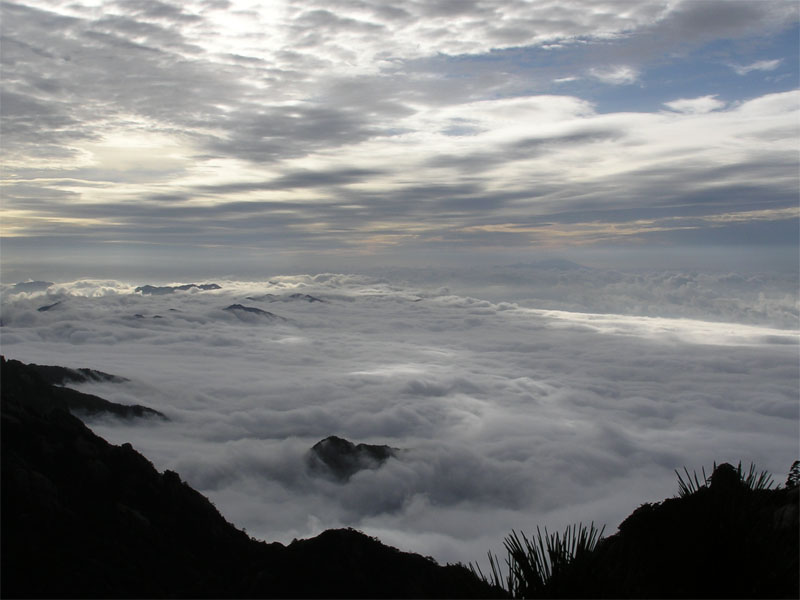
{"left": 2, "top": 356, "right": 797, "bottom": 598}
{"left": 474, "top": 462, "right": 799, "bottom": 598}
{"left": 307, "top": 435, "right": 399, "bottom": 481}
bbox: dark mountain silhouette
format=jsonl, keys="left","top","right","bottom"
{"left": 1, "top": 357, "right": 497, "bottom": 599}
{"left": 308, "top": 436, "right": 399, "bottom": 481}
{"left": 135, "top": 283, "right": 222, "bottom": 295}
{"left": 13, "top": 280, "right": 54, "bottom": 292}
{"left": 587, "top": 463, "right": 799, "bottom": 598}
{"left": 224, "top": 304, "right": 285, "bottom": 321}
{"left": 246, "top": 293, "right": 325, "bottom": 303}
{"left": 476, "top": 463, "right": 799, "bottom": 599}
{"left": 37, "top": 300, "right": 62, "bottom": 311}
{"left": 19, "top": 360, "right": 129, "bottom": 385}
{"left": 1, "top": 358, "right": 164, "bottom": 420}
{"left": 287, "top": 293, "right": 324, "bottom": 302}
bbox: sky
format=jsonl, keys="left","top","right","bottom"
{"left": 1, "top": 276, "right": 797, "bottom": 566}
{"left": 1, "top": 0, "right": 799, "bottom": 279}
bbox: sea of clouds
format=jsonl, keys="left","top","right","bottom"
{"left": 0, "top": 270, "right": 797, "bottom": 566}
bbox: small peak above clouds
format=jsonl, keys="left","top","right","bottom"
{"left": 37, "top": 300, "right": 62, "bottom": 312}
{"left": 246, "top": 293, "right": 325, "bottom": 303}
{"left": 307, "top": 436, "right": 400, "bottom": 482}
{"left": 223, "top": 304, "right": 286, "bottom": 322}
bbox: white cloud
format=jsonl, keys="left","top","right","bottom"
{"left": 588, "top": 65, "right": 639, "bottom": 85}
{"left": 730, "top": 58, "right": 783, "bottom": 75}
{"left": 664, "top": 95, "right": 726, "bottom": 114}
{"left": 1, "top": 273, "right": 797, "bottom": 566}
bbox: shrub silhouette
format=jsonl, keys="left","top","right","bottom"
{"left": 786, "top": 460, "right": 799, "bottom": 488}
{"left": 675, "top": 461, "right": 775, "bottom": 497}
{"left": 474, "top": 461, "right": 799, "bottom": 598}
{"left": 471, "top": 522, "right": 604, "bottom": 598}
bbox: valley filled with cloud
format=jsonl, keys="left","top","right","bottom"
{"left": 2, "top": 273, "right": 796, "bottom": 565}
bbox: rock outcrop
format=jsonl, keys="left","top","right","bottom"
{"left": 307, "top": 436, "right": 399, "bottom": 481}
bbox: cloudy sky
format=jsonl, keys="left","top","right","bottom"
{"left": 2, "top": 0, "right": 799, "bottom": 279}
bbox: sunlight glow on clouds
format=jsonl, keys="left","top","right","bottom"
{"left": 1, "top": 0, "right": 797, "bottom": 274}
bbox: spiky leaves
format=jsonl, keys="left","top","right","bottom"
{"left": 676, "top": 461, "right": 776, "bottom": 498}
{"left": 471, "top": 522, "right": 604, "bottom": 598}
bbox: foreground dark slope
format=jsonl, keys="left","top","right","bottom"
{"left": 0, "top": 357, "right": 496, "bottom": 599}
{"left": 478, "top": 464, "right": 799, "bottom": 599}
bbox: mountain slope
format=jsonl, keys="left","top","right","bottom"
{"left": 0, "top": 357, "right": 495, "bottom": 599}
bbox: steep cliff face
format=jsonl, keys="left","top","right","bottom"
{"left": 0, "top": 357, "right": 496, "bottom": 599}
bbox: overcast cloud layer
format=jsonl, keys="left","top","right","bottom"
{"left": 1, "top": 276, "right": 797, "bottom": 565}
{"left": 1, "top": 0, "right": 799, "bottom": 275}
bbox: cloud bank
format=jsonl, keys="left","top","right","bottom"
{"left": 1, "top": 273, "right": 796, "bottom": 565}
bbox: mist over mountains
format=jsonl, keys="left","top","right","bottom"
{"left": 6, "top": 354, "right": 795, "bottom": 597}
{"left": 0, "top": 270, "right": 797, "bottom": 565}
